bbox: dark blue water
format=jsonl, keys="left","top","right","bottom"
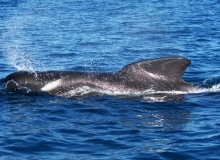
{"left": 1, "top": 0, "right": 220, "bottom": 159}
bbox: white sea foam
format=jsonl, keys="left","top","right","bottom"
{"left": 56, "top": 81, "right": 220, "bottom": 99}
{"left": 56, "top": 83, "right": 220, "bottom": 98}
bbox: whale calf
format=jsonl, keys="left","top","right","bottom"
{"left": 3, "top": 57, "right": 195, "bottom": 96}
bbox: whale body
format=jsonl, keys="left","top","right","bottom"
{"left": 3, "top": 57, "right": 194, "bottom": 96}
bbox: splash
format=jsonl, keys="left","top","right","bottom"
{"left": 4, "top": 79, "right": 32, "bottom": 93}
{"left": 195, "top": 83, "right": 220, "bottom": 93}
{"left": 2, "top": 14, "right": 40, "bottom": 72}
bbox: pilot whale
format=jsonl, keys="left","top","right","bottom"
{"left": 3, "top": 57, "right": 195, "bottom": 96}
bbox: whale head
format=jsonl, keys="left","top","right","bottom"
{"left": 3, "top": 71, "right": 39, "bottom": 91}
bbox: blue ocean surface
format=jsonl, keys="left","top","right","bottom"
{"left": 1, "top": 0, "right": 220, "bottom": 159}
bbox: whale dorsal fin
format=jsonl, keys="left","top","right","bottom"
{"left": 120, "top": 57, "right": 191, "bottom": 82}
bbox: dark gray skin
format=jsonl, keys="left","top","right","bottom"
{"left": 3, "top": 57, "right": 195, "bottom": 95}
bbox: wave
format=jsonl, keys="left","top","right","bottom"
{"left": 58, "top": 82, "right": 220, "bottom": 99}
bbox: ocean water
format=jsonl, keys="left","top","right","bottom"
{"left": 1, "top": 0, "right": 220, "bottom": 159}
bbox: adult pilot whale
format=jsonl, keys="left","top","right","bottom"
{"left": 3, "top": 57, "right": 195, "bottom": 96}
